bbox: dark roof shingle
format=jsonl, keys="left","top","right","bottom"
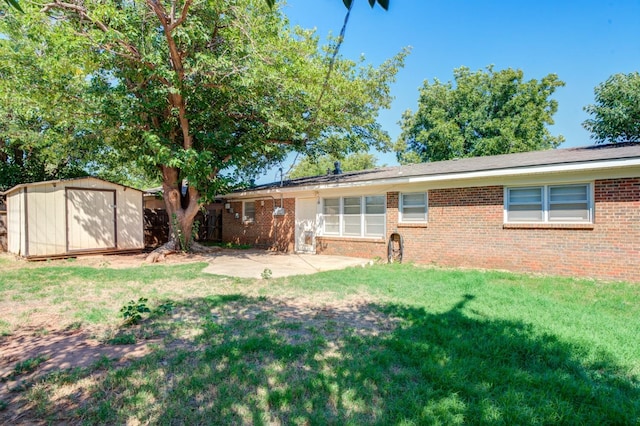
{"left": 248, "top": 143, "right": 640, "bottom": 191}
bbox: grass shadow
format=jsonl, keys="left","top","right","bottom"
{"left": 6, "top": 294, "right": 639, "bottom": 424}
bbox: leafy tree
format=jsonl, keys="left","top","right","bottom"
{"left": 288, "top": 152, "right": 379, "bottom": 179}
{"left": 11, "top": 0, "right": 405, "bottom": 252}
{"left": 0, "top": 11, "right": 93, "bottom": 191}
{"left": 583, "top": 72, "right": 640, "bottom": 144}
{"left": 396, "top": 66, "right": 565, "bottom": 164}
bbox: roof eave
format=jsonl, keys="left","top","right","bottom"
{"left": 225, "top": 157, "right": 640, "bottom": 198}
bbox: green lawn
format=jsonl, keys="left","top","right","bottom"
{"left": 1, "top": 258, "right": 639, "bottom": 424}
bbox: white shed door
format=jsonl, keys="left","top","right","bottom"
{"left": 295, "top": 198, "right": 317, "bottom": 253}
{"left": 66, "top": 189, "right": 116, "bottom": 252}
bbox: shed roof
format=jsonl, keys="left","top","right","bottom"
{"left": 2, "top": 176, "right": 143, "bottom": 196}
{"left": 246, "top": 142, "right": 640, "bottom": 192}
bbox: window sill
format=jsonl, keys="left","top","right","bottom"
{"left": 398, "top": 222, "right": 428, "bottom": 229}
{"left": 503, "top": 223, "right": 594, "bottom": 230}
{"left": 317, "top": 236, "right": 386, "bottom": 243}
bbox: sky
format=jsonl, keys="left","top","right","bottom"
{"left": 259, "top": 0, "right": 640, "bottom": 181}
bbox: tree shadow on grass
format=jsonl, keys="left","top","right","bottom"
{"left": 9, "top": 294, "right": 640, "bottom": 424}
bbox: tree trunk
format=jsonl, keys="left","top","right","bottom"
{"left": 161, "top": 165, "right": 201, "bottom": 251}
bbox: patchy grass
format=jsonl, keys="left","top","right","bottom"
{"left": 203, "top": 241, "right": 253, "bottom": 250}
{"left": 0, "top": 259, "right": 638, "bottom": 424}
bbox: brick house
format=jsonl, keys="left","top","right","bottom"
{"left": 221, "top": 143, "right": 640, "bottom": 282}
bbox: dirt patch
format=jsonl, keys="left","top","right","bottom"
{"left": 0, "top": 251, "right": 218, "bottom": 270}
{"left": 0, "top": 327, "right": 157, "bottom": 394}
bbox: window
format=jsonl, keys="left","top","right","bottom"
{"left": 323, "top": 198, "right": 340, "bottom": 234}
{"left": 506, "top": 187, "right": 543, "bottom": 222}
{"left": 400, "top": 192, "right": 427, "bottom": 222}
{"left": 343, "top": 197, "right": 362, "bottom": 236}
{"left": 549, "top": 185, "right": 590, "bottom": 221}
{"left": 365, "top": 196, "right": 386, "bottom": 236}
{"left": 243, "top": 201, "right": 255, "bottom": 222}
{"left": 505, "top": 184, "right": 592, "bottom": 223}
{"left": 322, "top": 196, "right": 386, "bottom": 238}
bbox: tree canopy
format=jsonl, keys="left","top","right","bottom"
{"left": 395, "top": 66, "right": 565, "bottom": 164}
{"left": 583, "top": 72, "right": 640, "bottom": 144}
{"left": 0, "top": 11, "right": 92, "bottom": 191}
{"left": 1, "top": 0, "right": 406, "bottom": 250}
{"left": 287, "top": 152, "right": 379, "bottom": 179}
{"left": 0, "top": 8, "right": 151, "bottom": 191}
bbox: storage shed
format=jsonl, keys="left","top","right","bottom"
{"left": 3, "top": 177, "right": 144, "bottom": 259}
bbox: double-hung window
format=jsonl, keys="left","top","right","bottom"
{"left": 322, "top": 196, "right": 386, "bottom": 238}
{"left": 365, "top": 196, "right": 386, "bottom": 236}
{"left": 400, "top": 192, "right": 428, "bottom": 222}
{"left": 243, "top": 201, "right": 256, "bottom": 223}
{"left": 323, "top": 198, "right": 340, "bottom": 234}
{"left": 343, "top": 197, "right": 362, "bottom": 236}
{"left": 505, "top": 183, "right": 592, "bottom": 223}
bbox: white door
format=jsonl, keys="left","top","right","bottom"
{"left": 295, "top": 198, "right": 317, "bottom": 253}
{"left": 66, "top": 189, "right": 116, "bottom": 252}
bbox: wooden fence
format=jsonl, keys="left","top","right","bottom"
{"left": 144, "top": 208, "right": 222, "bottom": 248}
{"left": 0, "top": 211, "right": 6, "bottom": 252}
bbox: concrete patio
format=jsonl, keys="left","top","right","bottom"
{"left": 202, "top": 250, "right": 372, "bottom": 279}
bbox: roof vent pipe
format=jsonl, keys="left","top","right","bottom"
{"left": 333, "top": 161, "right": 342, "bottom": 175}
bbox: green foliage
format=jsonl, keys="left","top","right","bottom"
{"left": 261, "top": 268, "right": 273, "bottom": 280}
{"left": 155, "top": 301, "right": 175, "bottom": 315}
{"left": 120, "top": 298, "right": 151, "bottom": 326}
{"left": 2, "top": 0, "right": 22, "bottom": 12}
{"left": 2, "top": 0, "right": 407, "bottom": 248}
{"left": 288, "top": 152, "right": 380, "bottom": 179}
{"left": 204, "top": 241, "right": 253, "bottom": 249}
{"left": 0, "top": 5, "right": 149, "bottom": 191}
{"left": 396, "top": 65, "right": 565, "bottom": 163}
{"left": 583, "top": 72, "right": 640, "bottom": 143}
{"left": 106, "top": 333, "right": 136, "bottom": 345}
{"left": 12, "top": 355, "right": 47, "bottom": 375}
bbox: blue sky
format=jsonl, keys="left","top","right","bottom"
{"left": 271, "top": 0, "right": 639, "bottom": 174}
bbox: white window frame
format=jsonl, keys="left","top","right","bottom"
{"left": 399, "top": 192, "right": 428, "bottom": 223}
{"left": 322, "top": 196, "right": 386, "bottom": 238}
{"left": 504, "top": 183, "right": 593, "bottom": 223}
{"left": 243, "top": 201, "right": 256, "bottom": 223}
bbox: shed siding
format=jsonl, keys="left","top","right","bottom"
{"left": 27, "top": 183, "right": 65, "bottom": 256}
{"left": 7, "top": 190, "right": 24, "bottom": 255}
{"left": 116, "top": 187, "right": 144, "bottom": 250}
{"left": 5, "top": 177, "right": 144, "bottom": 258}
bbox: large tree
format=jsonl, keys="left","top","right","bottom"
{"left": 0, "top": 11, "right": 93, "bottom": 191}
{"left": 7, "top": 0, "right": 405, "bottom": 251}
{"left": 396, "top": 66, "right": 565, "bottom": 164}
{"left": 0, "top": 8, "right": 151, "bottom": 191}
{"left": 583, "top": 72, "right": 640, "bottom": 144}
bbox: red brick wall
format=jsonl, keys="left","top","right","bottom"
{"left": 223, "top": 178, "right": 640, "bottom": 282}
{"left": 411, "top": 179, "right": 640, "bottom": 282}
{"left": 222, "top": 198, "right": 295, "bottom": 252}
{"left": 316, "top": 237, "right": 387, "bottom": 259}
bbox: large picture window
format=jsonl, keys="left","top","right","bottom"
{"left": 506, "top": 184, "right": 592, "bottom": 223}
{"left": 400, "top": 192, "right": 428, "bottom": 222}
{"left": 322, "top": 196, "right": 386, "bottom": 238}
